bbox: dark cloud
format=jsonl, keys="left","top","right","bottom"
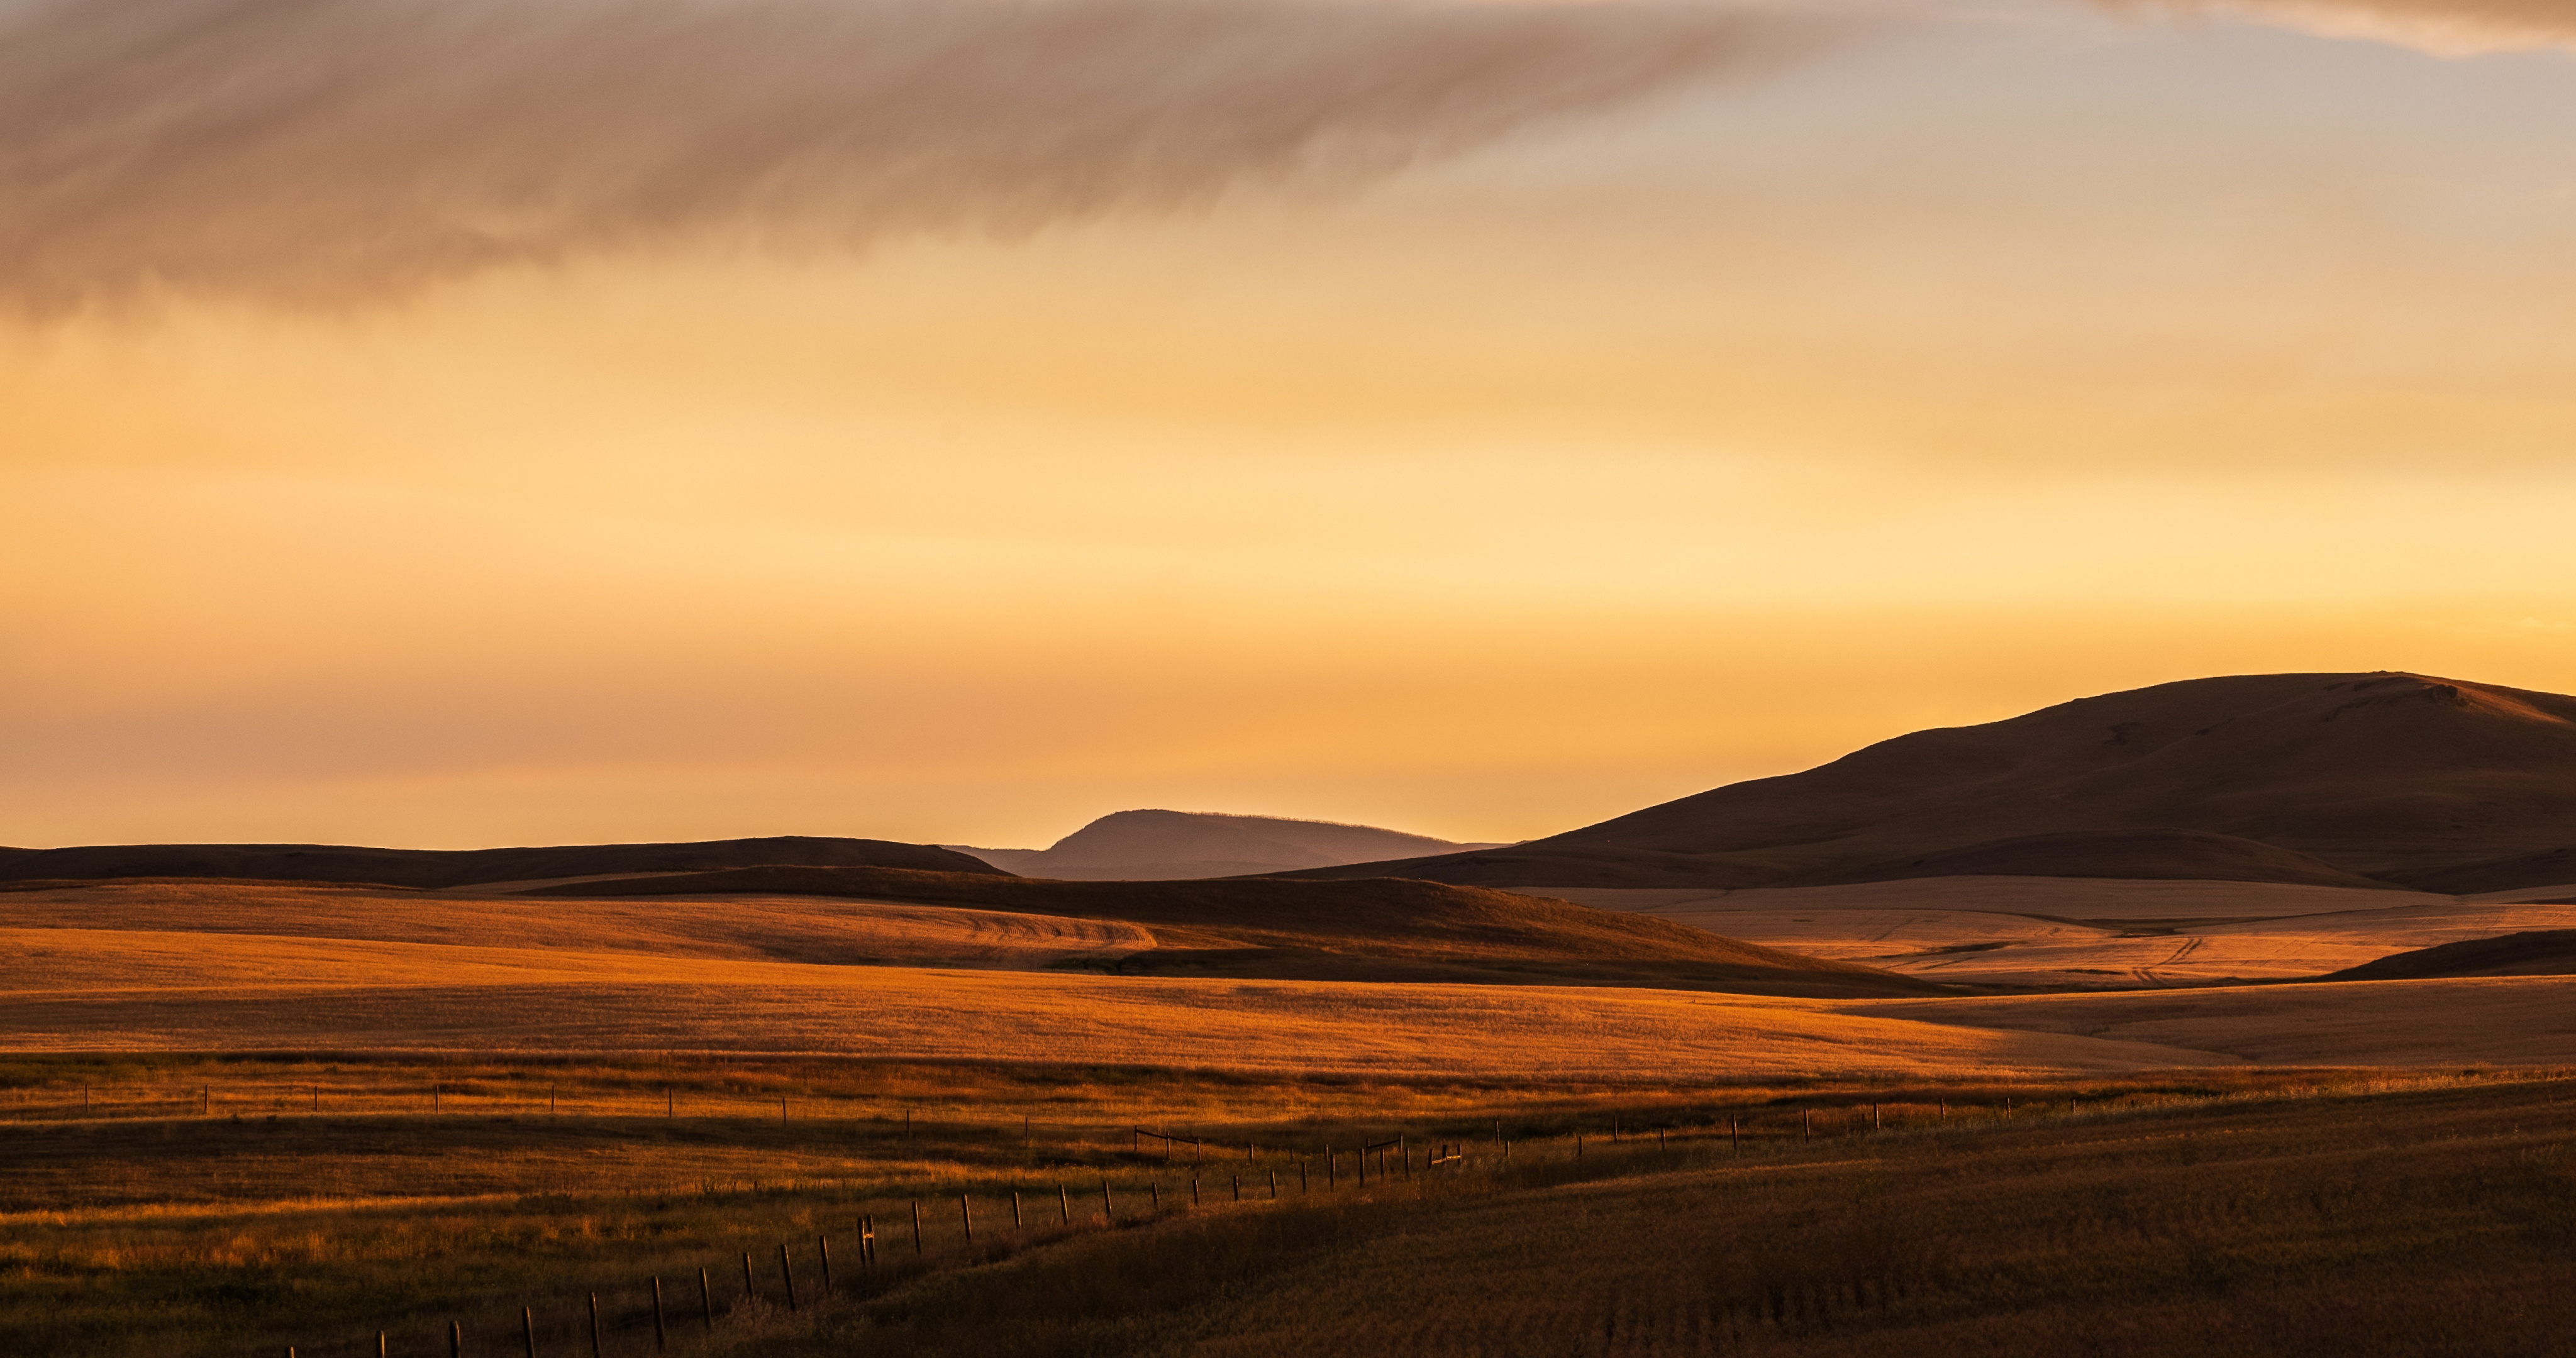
{"left": 0, "top": 0, "right": 1823, "bottom": 309}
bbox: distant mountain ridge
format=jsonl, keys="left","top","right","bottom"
{"left": 1280, "top": 672, "right": 2576, "bottom": 893}
{"left": 951, "top": 809, "right": 1504, "bottom": 880}
{"left": 0, "top": 836, "right": 1004, "bottom": 888}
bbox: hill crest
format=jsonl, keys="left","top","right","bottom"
{"left": 952, "top": 808, "right": 1501, "bottom": 880}
{"left": 1280, "top": 671, "right": 2576, "bottom": 892}
{"left": 0, "top": 836, "right": 1004, "bottom": 889}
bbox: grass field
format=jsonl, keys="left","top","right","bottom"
{"left": 13, "top": 876, "right": 2576, "bottom": 1353}
{"left": 1557, "top": 877, "right": 2576, "bottom": 988}
{"left": 6, "top": 1054, "right": 2566, "bottom": 1356}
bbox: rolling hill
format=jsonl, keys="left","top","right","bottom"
{"left": 950, "top": 809, "right": 1502, "bottom": 880}
{"left": 523, "top": 865, "right": 1933, "bottom": 996}
{"left": 0, "top": 835, "right": 1005, "bottom": 888}
{"left": 1283, "top": 672, "right": 2576, "bottom": 892}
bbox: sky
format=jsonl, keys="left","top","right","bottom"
{"left": 6, "top": 0, "right": 2575, "bottom": 851}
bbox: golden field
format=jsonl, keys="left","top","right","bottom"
{"left": 1557, "top": 876, "right": 2576, "bottom": 988}
{"left": 11, "top": 876, "right": 2576, "bottom": 1355}
{"left": 10, "top": 880, "right": 2576, "bottom": 1076}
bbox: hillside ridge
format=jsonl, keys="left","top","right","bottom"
{"left": 0, "top": 836, "right": 1004, "bottom": 889}
{"left": 1279, "top": 671, "right": 2576, "bottom": 892}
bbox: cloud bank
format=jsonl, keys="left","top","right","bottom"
{"left": 0, "top": 0, "right": 1819, "bottom": 309}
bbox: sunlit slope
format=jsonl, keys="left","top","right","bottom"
{"left": 0, "top": 834, "right": 1004, "bottom": 887}
{"left": 1553, "top": 878, "right": 2576, "bottom": 988}
{"left": 522, "top": 866, "right": 1929, "bottom": 995}
{"left": 0, "top": 880, "right": 1150, "bottom": 968}
{"left": 1286, "top": 673, "right": 2576, "bottom": 891}
{"left": 0, "top": 925, "right": 2221, "bottom": 1077}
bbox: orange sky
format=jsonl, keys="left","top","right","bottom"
{"left": 6, "top": 0, "right": 2575, "bottom": 849}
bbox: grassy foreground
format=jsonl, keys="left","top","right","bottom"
{"left": 3, "top": 1055, "right": 2567, "bottom": 1355}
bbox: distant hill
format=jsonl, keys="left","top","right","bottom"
{"left": 949, "top": 809, "right": 1503, "bottom": 880}
{"left": 2326, "top": 930, "right": 2576, "bottom": 981}
{"left": 0, "top": 836, "right": 1006, "bottom": 889}
{"left": 1281, "top": 673, "right": 2576, "bottom": 892}
{"left": 526, "top": 864, "right": 1933, "bottom": 996}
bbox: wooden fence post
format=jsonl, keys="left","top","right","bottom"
{"left": 1102, "top": 1179, "right": 1114, "bottom": 1222}
{"left": 651, "top": 1276, "right": 666, "bottom": 1349}
{"left": 379, "top": 1331, "right": 387, "bottom": 1357}
{"left": 1013, "top": 1190, "right": 1023, "bottom": 1229}
{"left": 1873, "top": 1103, "right": 1881, "bottom": 1132}
{"left": 818, "top": 1235, "right": 832, "bottom": 1295}
{"left": 1192, "top": 1176, "right": 1202, "bottom": 1206}
{"left": 1150, "top": 1181, "right": 1161, "bottom": 1210}
{"left": 1231, "top": 1174, "right": 1240, "bottom": 1203}
{"left": 861, "top": 1217, "right": 877, "bottom": 1267}
{"left": 1299, "top": 1158, "right": 1308, "bottom": 1193}
{"left": 743, "top": 1250, "right": 757, "bottom": 1301}
{"left": 1058, "top": 1182, "right": 1070, "bottom": 1224}
{"left": 1730, "top": 1115, "right": 1739, "bottom": 1152}
{"left": 1802, "top": 1110, "right": 1811, "bottom": 1142}
{"left": 961, "top": 1194, "right": 974, "bottom": 1244}
{"left": 911, "top": 1200, "right": 923, "bottom": 1254}
{"left": 1270, "top": 1169, "right": 1279, "bottom": 1198}
{"left": 453, "top": 1318, "right": 465, "bottom": 1358}
{"left": 699, "top": 1267, "right": 714, "bottom": 1328}
{"left": 522, "top": 1306, "right": 536, "bottom": 1358}
{"left": 588, "top": 1293, "right": 603, "bottom": 1356}
{"left": 780, "top": 1243, "right": 797, "bottom": 1312}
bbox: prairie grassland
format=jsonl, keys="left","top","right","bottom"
{"left": 1875, "top": 974, "right": 2576, "bottom": 1065}
{"left": 0, "top": 926, "right": 2226, "bottom": 1077}
{"left": 17, "top": 921, "right": 2576, "bottom": 1071}
{"left": 1562, "top": 878, "right": 2576, "bottom": 987}
{"left": 755, "top": 1073, "right": 2576, "bottom": 1357}
{"left": 2, "top": 1053, "right": 2511, "bottom": 1357}
{"left": 0, "top": 881, "right": 1155, "bottom": 969}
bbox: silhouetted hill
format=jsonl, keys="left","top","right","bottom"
{"left": 1282, "top": 673, "right": 2576, "bottom": 892}
{"left": 526, "top": 865, "right": 1934, "bottom": 996}
{"left": 0, "top": 836, "right": 1005, "bottom": 888}
{"left": 2325, "top": 930, "right": 2576, "bottom": 981}
{"left": 949, "top": 809, "right": 1502, "bottom": 880}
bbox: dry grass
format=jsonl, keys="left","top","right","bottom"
{"left": 1866, "top": 975, "right": 2576, "bottom": 1066}
{"left": 1558, "top": 878, "right": 2576, "bottom": 988}
{"left": 0, "top": 932, "right": 2221, "bottom": 1077}
{"left": 0, "top": 881, "right": 1153, "bottom": 969}
{"left": 755, "top": 1073, "right": 2576, "bottom": 1357}
{"left": 5, "top": 1052, "right": 2511, "bottom": 1357}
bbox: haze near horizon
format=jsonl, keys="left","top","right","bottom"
{"left": 6, "top": 0, "right": 2574, "bottom": 849}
